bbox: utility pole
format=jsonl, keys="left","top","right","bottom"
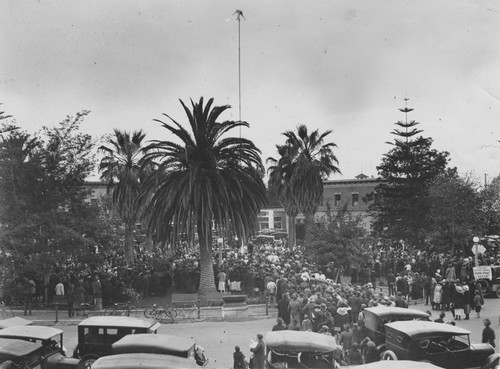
{"left": 234, "top": 9, "right": 245, "bottom": 137}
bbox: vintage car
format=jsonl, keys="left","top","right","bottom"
{"left": 381, "top": 321, "right": 496, "bottom": 368}
{"left": 265, "top": 330, "right": 338, "bottom": 369}
{"left": 344, "top": 360, "right": 442, "bottom": 368}
{"left": 0, "top": 338, "right": 44, "bottom": 368}
{"left": 90, "top": 353, "right": 198, "bottom": 369}
{"left": 0, "top": 317, "right": 33, "bottom": 330}
{"left": 362, "top": 306, "right": 430, "bottom": 349}
{"left": 111, "top": 334, "right": 208, "bottom": 366}
{"left": 474, "top": 265, "right": 500, "bottom": 297}
{"left": 72, "top": 316, "right": 160, "bottom": 368}
{"left": 0, "top": 326, "right": 83, "bottom": 369}
{"left": 0, "top": 325, "right": 66, "bottom": 357}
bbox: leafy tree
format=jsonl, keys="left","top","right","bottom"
{"left": 139, "top": 97, "right": 267, "bottom": 295}
{"left": 306, "top": 203, "right": 368, "bottom": 275}
{"left": 0, "top": 112, "right": 99, "bottom": 301}
{"left": 427, "top": 173, "right": 482, "bottom": 254}
{"left": 478, "top": 173, "right": 500, "bottom": 236}
{"left": 99, "top": 130, "right": 147, "bottom": 263}
{"left": 267, "top": 125, "right": 340, "bottom": 248}
{"left": 370, "top": 102, "right": 451, "bottom": 247}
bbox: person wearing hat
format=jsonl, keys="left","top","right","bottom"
{"left": 463, "top": 285, "right": 471, "bottom": 320}
{"left": 250, "top": 334, "right": 266, "bottom": 369}
{"left": 346, "top": 342, "right": 363, "bottom": 365}
{"left": 453, "top": 285, "right": 464, "bottom": 320}
{"left": 233, "top": 345, "right": 246, "bottom": 369}
{"left": 434, "top": 311, "right": 446, "bottom": 323}
{"left": 482, "top": 319, "right": 496, "bottom": 348}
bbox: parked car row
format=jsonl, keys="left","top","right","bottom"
{"left": 0, "top": 316, "right": 208, "bottom": 369}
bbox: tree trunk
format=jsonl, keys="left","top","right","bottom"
{"left": 304, "top": 212, "right": 314, "bottom": 248}
{"left": 198, "top": 231, "right": 217, "bottom": 295}
{"left": 287, "top": 215, "right": 296, "bottom": 250}
{"left": 145, "top": 236, "right": 153, "bottom": 253}
{"left": 124, "top": 222, "right": 134, "bottom": 263}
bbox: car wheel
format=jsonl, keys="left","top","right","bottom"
{"left": 496, "top": 288, "right": 500, "bottom": 298}
{"left": 0, "top": 360, "right": 16, "bottom": 369}
{"left": 144, "top": 308, "right": 154, "bottom": 318}
{"left": 82, "top": 355, "right": 98, "bottom": 369}
{"left": 381, "top": 350, "right": 398, "bottom": 360}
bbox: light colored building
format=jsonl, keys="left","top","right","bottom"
{"left": 84, "top": 180, "right": 108, "bottom": 204}
{"left": 258, "top": 174, "right": 380, "bottom": 236}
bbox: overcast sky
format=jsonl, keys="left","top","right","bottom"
{"left": 1, "top": 0, "right": 499, "bottom": 182}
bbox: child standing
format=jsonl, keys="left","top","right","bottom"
{"left": 473, "top": 290, "right": 482, "bottom": 318}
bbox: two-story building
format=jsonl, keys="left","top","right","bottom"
{"left": 257, "top": 174, "right": 380, "bottom": 238}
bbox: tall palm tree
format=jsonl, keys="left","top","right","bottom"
{"left": 267, "top": 144, "right": 300, "bottom": 249}
{"left": 268, "top": 124, "right": 340, "bottom": 248}
{"left": 139, "top": 97, "right": 266, "bottom": 295}
{"left": 99, "top": 129, "right": 146, "bottom": 263}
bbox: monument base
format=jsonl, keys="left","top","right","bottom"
{"left": 222, "top": 302, "right": 249, "bottom": 321}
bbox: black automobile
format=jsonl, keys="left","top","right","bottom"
{"left": 72, "top": 316, "right": 160, "bottom": 368}
{"left": 381, "top": 321, "right": 496, "bottom": 369}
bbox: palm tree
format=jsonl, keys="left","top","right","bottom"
{"left": 99, "top": 129, "right": 146, "bottom": 263}
{"left": 268, "top": 124, "right": 340, "bottom": 248}
{"left": 267, "top": 145, "right": 300, "bottom": 250}
{"left": 138, "top": 97, "right": 267, "bottom": 295}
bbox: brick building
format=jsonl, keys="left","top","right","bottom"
{"left": 258, "top": 174, "right": 380, "bottom": 236}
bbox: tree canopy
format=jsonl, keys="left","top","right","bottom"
{"left": 139, "top": 97, "right": 267, "bottom": 293}
{"left": 370, "top": 102, "right": 452, "bottom": 247}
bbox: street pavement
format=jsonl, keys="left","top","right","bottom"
{"left": 6, "top": 295, "right": 500, "bottom": 369}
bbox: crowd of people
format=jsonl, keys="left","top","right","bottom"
{"left": 225, "top": 239, "right": 499, "bottom": 367}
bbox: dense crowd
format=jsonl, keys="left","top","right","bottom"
{"left": 223, "top": 239, "right": 499, "bottom": 366}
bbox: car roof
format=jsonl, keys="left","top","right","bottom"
{"left": 112, "top": 334, "right": 196, "bottom": 355}
{"left": 346, "top": 359, "right": 442, "bottom": 368}
{"left": 0, "top": 317, "right": 33, "bottom": 329}
{"left": 0, "top": 325, "right": 63, "bottom": 340}
{"left": 78, "top": 316, "right": 161, "bottom": 330}
{"left": 364, "top": 306, "right": 430, "bottom": 319}
{"left": 385, "top": 321, "right": 470, "bottom": 339}
{"left": 265, "top": 330, "right": 337, "bottom": 353}
{"left": 0, "top": 338, "right": 40, "bottom": 357}
{"left": 91, "top": 353, "right": 197, "bottom": 369}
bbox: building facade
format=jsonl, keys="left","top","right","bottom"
{"left": 258, "top": 174, "right": 380, "bottom": 235}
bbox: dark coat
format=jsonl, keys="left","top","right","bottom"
{"left": 250, "top": 340, "right": 266, "bottom": 369}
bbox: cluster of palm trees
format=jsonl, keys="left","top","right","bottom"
{"left": 99, "top": 97, "right": 339, "bottom": 295}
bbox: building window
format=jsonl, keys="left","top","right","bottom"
{"left": 273, "top": 216, "right": 282, "bottom": 230}
{"left": 334, "top": 194, "right": 341, "bottom": 207}
{"left": 352, "top": 193, "right": 359, "bottom": 206}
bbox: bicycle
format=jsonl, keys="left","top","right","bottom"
{"left": 76, "top": 298, "right": 98, "bottom": 319}
{"left": 104, "top": 302, "right": 138, "bottom": 317}
{"left": 173, "top": 303, "right": 206, "bottom": 323}
{"left": 0, "top": 301, "right": 14, "bottom": 318}
{"left": 144, "top": 304, "right": 176, "bottom": 322}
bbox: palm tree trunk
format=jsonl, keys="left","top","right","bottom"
{"left": 287, "top": 215, "right": 296, "bottom": 250}
{"left": 124, "top": 222, "right": 134, "bottom": 263}
{"left": 145, "top": 236, "right": 153, "bottom": 253}
{"left": 197, "top": 230, "right": 217, "bottom": 296}
{"left": 304, "top": 212, "right": 314, "bottom": 248}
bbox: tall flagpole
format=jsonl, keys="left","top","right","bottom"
{"left": 234, "top": 10, "right": 245, "bottom": 137}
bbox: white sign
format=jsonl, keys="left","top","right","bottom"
{"left": 471, "top": 244, "right": 486, "bottom": 255}
{"left": 473, "top": 266, "right": 492, "bottom": 280}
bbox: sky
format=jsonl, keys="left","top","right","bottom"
{"left": 1, "top": 0, "right": 500, "bottom": 183}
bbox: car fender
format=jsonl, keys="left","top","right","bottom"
{"left": 381, "top": 350, "right": 398, "bottom": 360}
{"left": 41, "top": 352, "right": 85, "bottom": 369}
{"left": 470, "top": 343, "right": 495, "bottom": 355}
{"left": 481, "top": 353, "right": 500, "bottom": 369}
